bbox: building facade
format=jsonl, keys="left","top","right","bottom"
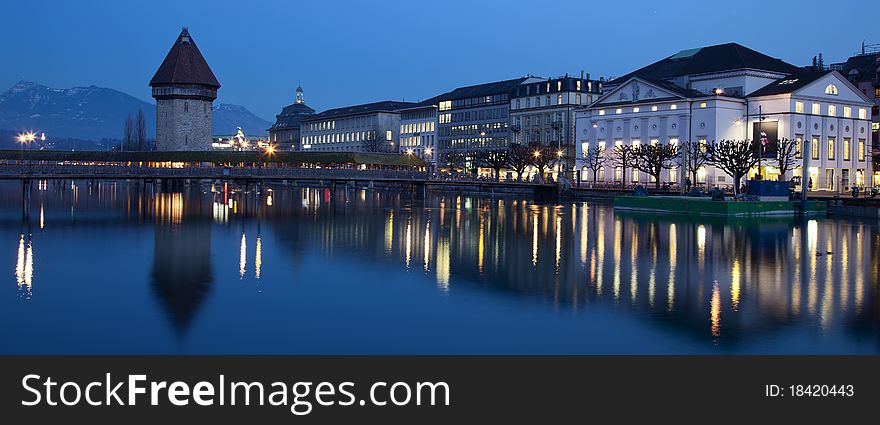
{"left": 510, "top": 75, "right": 600, "bottom": 170}
{"left": 575, "top": 43, "right": 874, "bottom": 192}
{"left": 831, "top": 48, "right": 880, "bottom": 186}
{"left": 436, "top": 77, "right": 542, "bottom": 158}
{"left": 268, "top": 86, "right": 315, "bottom": 150}
{"left": 299, "top": 101, "right": 415, "bottom": 152}
{"left": 149, "top": 28, "right": 220, "bottom": 151}
{"left": 398, "top": 103, "right": 438, "bottom": 167}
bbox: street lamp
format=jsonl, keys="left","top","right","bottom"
{"left": 265, "top": 145, "right": 276, "bottom": 155}
{"left": 533, "top": 150, "right": 541, "bottom": 158}
{"left": 406, "top": 148, "right": 414, "bottom": 156}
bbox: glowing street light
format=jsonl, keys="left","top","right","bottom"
{"left": 556, "top": 149, "right": 564, "bottom": 158}
{"left": 424, "top": 147, "right": 433, "bottom": 156}
{"left": 406, "top": 148, "right": 414, "bottom": 156}
{"left": 265, "top": 145, "right": 276, "bottom": 155}
{"left": 533, "top": 150, "right": 541, "bottom": 158}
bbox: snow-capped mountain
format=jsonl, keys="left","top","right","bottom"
{"left": 0, "top": 80, "right": 270, "bottom": 142}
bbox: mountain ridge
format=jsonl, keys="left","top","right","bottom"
{"left": 0, "top": 80, "right": 270, "bottom": 142}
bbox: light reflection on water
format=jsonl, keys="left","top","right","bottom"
{"left": 1, "top": 180, "right": 879, "bottom": 354}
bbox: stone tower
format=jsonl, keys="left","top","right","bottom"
{"left": 149, "top": 28, "right": 220, "bottom": 151}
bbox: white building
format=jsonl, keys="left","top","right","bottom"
{"left": 300, "top": 101, "right": 415, "bottom": 152}
{"left": 398, "top": 103, "right": 438, "bottom": 167}
{"left": 575, "top": 43, "right": 874, "bottom": 192}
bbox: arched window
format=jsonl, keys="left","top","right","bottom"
{"left": 847, "top": 69, "right": 859, "bottom": 83}
{"left": 824, "top": 84, "right": 839, "bottom": 95}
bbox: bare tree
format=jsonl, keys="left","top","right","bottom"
{"left": 122, "top": 114, "right": 134, "bottom": 151}
{"left": 632, "top": 142, "right": 680, "bottom": 189}
{"left": 774, "top": 137, "right": 799, "bottom": 180}
{"left": 581, "top": 145, "right": 607, "bottom": 187}
{"left": 136, "top": 109, "right": 147, "bottom": 151}
{"left": 507, "top": 143, "right": 532, "bottom": 181}
{"left": 682, "top": 141, "right": 710, "bottom": 190}
{"left": 609, "top": 144, "right": 636, "bottom": 188}
{"left": 708, "top": 140, "right": 760, "bottom": 195}
{"left": 361, "top": 128, "right": 387, "bottom": 153}
{"left": 441, "top": 151, "right": 466, "bottom": 175}
{"left": 478, "top": 149, "right": 509, "bottom": 181}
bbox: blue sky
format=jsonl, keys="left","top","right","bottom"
{"left": 2, "top": 0, "right": 878, "bottom": 119}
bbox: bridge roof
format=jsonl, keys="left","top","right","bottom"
{"left": 0, "top": 150, "right": 426, "bottom": 167}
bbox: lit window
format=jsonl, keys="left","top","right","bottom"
{"left": 557, "top": 94, "right": 563, "bottom": 105}
{"left": 843, "top": 106, "right": 851, "bottom": 118}
{"left": 795, "top": 136, "right": 802, "bottom": 158}
{"left": 386, "top": 130, "right": 392, "bottom": 141}
{"left": 828, "top": 105, "right": 836, "bottom": 116}
{"left": 858, "top": 108, "right": 867, "bottom": 120}
{"left": 632, "top": 107, "right": 640, "bottom": 113}
{"left": 576, "top": 80, "right": 582, "bottom": 91}
{"left": 581, "top": 142, "right": 589, "bottom": 153}
{"left": 795, "top": 101, "right": 804, "bottom": 113}
{"left": 812, "top": 103, "right": 820, "bottom": 115}
{"left": 615, "top": 108, "right": 622, "bottom": 114}
{"left": 557, "top": 81, "right": 562, "bottom": 91}
{"left": 811, "top": 137, "right": 819, "bottom": 160}
{"left": 843, "top": 138, "right": 851, "bottom": 161}
{"left": 598, "top": 109, "right": 605, "bottom": 116}
{"left": 858, "top": 139, "right": 865, "bottom": 161}
{"left": 827, "top": 137, "right": 835, "bottom": 160}
{"left": 576, "top": 94, "right": 582, "bottom": 104}
{"left": 650, "top": 139, "right": 658, "bottom": 146}
{"left": 824, "top": 84, "right": 839, "bottom": 95}
{"left": 699, "top": 102, "right": 707, "bottom": 108}
{"left": 670, "top": 104, "right": 678, "bottom": 110}
{"left": 651, "top": 105, "right": 658, "bottom": 112}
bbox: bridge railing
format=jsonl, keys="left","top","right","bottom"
{"left": 0, "top": 164, "right": 428, "bottom": 181}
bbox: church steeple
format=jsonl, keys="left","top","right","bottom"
{"left": 295, "top": 85, "right": 304, "bottom": 104}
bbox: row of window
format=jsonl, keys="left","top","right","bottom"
{"left": 302, "top": 130, "right": 394, "bottom": 145}
{"left": 514, "top": 113, "right": 565, "bottom": 127}
{"left": 399, "top": 134, "right": 435, "bottom": 148}
{"left": 598, "top": 104, "right": 679, "bottom": 116}
{"left": 304, "top": 115, "right": 377, "bottom": 132}
{"left": 794, "top": 101, "right": 868, "bottom": 119}
{"left": 513, "top": 93, "right": 593, "bottom": 110}
{"left": 794, "top": 136, "right": 867, "bottom": 162}
{"left": 438, "top": 94, "right": 509, "bottom": 111}
{"left": 438, "top": 107, "right": 508, "bottom": 125}
{"left": 400, "top": 121, "right": 435, "bottom": 135}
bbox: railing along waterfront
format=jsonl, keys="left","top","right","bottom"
{"left": 0, "top": 164, "right": 429, "bottom": 181}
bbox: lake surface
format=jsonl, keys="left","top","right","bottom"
{"left": 0, "top": 180, "right": 878, "bottom": 354}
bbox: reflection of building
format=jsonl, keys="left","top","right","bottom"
{"left": 299, "top": 101, "right": 415, "bottom": 152}
{"left": 150, "top": 28, "right": 220, "bottom": 151}
{"left": 150, "top": 186, "right": 214, "bottom": 337}
{"left": 268, "top": 86, "right": 315, "bottom": 150}
{"left": 576, "top": 43, "right": 874, "bottom": 191}
{"left": 830, "top": 46, "right": 880, "bottom": 186}
{"left": 510, "top": 75, "right": 600, "bottom": 169}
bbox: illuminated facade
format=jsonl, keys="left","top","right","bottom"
{"left": 299, "top": 101, "right": 415, "bottom": 152}
{"left": 436, "top": 77, "right": 542, "bottom": 156}
{"left": 830, "top": 49, "right": 880, "bottom": 186}
{"left": 398, "top": 104, "right": 438, "bottom": 167}
{"left": 576, "top": 43, "right": 874, "bottom": 191}
{"left": 510, "top": 75, "right": 601, "bottom": 169}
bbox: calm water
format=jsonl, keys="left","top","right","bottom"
{"left": 0, "top": 180, "right": 878, "bottom": 354}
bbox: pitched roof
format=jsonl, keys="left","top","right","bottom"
{"left": 831, "top": 53, "right": 880, "bottom": 83}
{"left": 302, "top": 100, "right": 417, "bottom": 122}
{"left": 435, "top": 77, "right": 532, "bottom": 101}
{"left": 746, "top": 70, "right": 830, "bottom": 97}
{"left": 150, "top": 28, "right": 220, "bottom": 88}
{"left": 610, "top": 43, "right": 801, "bottom": 84}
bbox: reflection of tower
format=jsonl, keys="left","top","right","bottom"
{"left": 150, "top": 184, "right": 213, "bottom": 338}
